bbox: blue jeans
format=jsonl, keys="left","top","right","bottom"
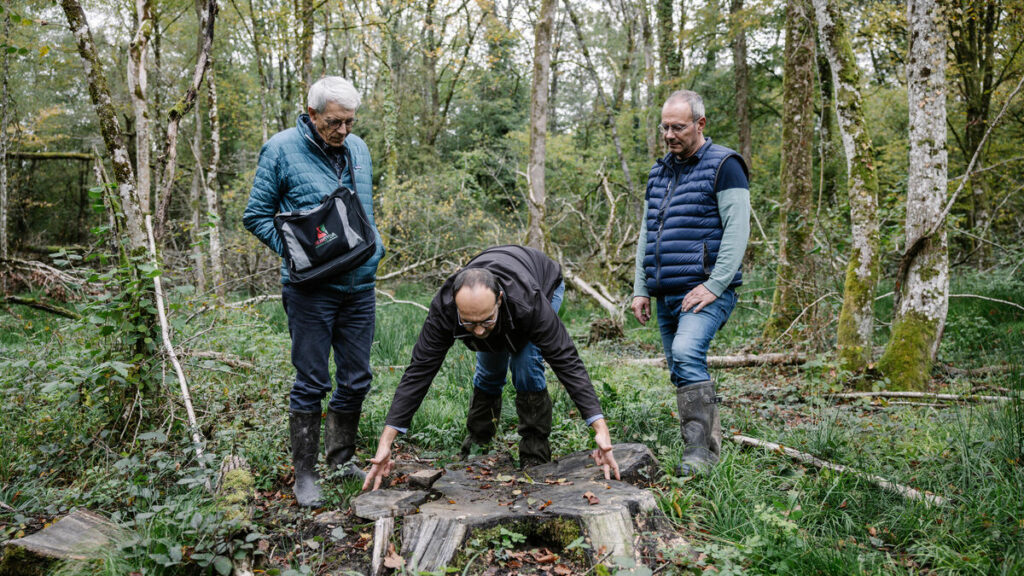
{"left": 281, "top": 285, "right": 375, "bottom": 413}
{"left": 657, "top": 287, "right": 737, "bottom": 387}
{"left": 473, "top": 282, "right": 565, "bottom": 395}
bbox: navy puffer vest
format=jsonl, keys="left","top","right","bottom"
{"left": 644, "top": 138, "right": 747, "bottom": 296}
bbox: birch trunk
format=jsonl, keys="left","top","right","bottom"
{"left": 525, "top": 0, "right": 557, "bottom": 251}
{"left": 127, "top": 0, "right": 152, "bottom": 214}
{"left": 60, "top": 0, "right": 147, "bottom": 253}
{"left": 878, "top": 0, "right": 949, "bottom": 390}
{"left": 763, "top": 0, "right": 816, "bottom": 341}
{"left": 205, "top": 59, "right": 225, "bottom": 299}
{"left": 190, "top": 106, "right": 206, "bottom": 293}
{"left": 812, "top": 0, "right": 880, "bottom": 372}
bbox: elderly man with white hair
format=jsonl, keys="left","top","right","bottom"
{"left": 244, "top": 76, "right": 384, "bottom": 507}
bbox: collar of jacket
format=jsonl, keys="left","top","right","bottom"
{"left": 297, "top": 114, "right": 346, "bottom": 155}
{"left": 656, "top": 137, "right": 715, "bottom": 170}
{"left": 450, "top": 283, "right": 518, "bottom": 343}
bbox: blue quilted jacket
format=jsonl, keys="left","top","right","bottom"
{"left": 643, "top": 138, "right": 745, "bottom": 296}
{"left": 243, "top": 116, "right": 384, "bottom": 292}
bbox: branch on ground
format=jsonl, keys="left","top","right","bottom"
{"left": 2, "top": 296, "right": 82, "bottom": 320}
{"left": 630, "top": 352, "right": 809, "bottom": 369}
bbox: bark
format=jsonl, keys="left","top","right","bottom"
{"left": 5, "top": 152, "right": 95, "bottom": 160}
{"left": 878, "top": 0, "right": 949, "bottom": 391}
{"left": 764, "top": 0, "right": 816, "bottom": 341}
{"left": 239, "top": 0, "right": 271, "bottom": 142}
{"left": 729, "top": 0, "right": 751, "bottom": 166}
{"left": 631, "top": 352, "right": 809, "bottom": 369}
{"left": 828, "top": 391, "right": 1011, "bottom": 404}
{"left": 59, "top": 0, "right": 147, "bottom": 253}
{"left": 812, "top": 0, "right": 880, "bottom": 372}
{"left": 3, "top": 296, "right": 82, "bottom": 320}
{"left": 204, "top": 58, "right": 225, "bottom": 299}
{"left": 655, "top": 0, "right": 679, "bottom": 99}
{"left": 640, "top": 0, "right": 659, "bottom": 161}
{"left": 127, "top": 0, "right": 152, "bottom": 214}
{"left": 525, "top": 0, "right": 557, "bottom": 251}
{"left": 190, "top": 105, "right": 206, "bottom": 293}
{"left": 153, "top": 0, "right": 218, "bottom": 243}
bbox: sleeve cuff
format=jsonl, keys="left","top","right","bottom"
{"left": 386, "top": 424, "right": 407, "bottom": 434}
{"left": 703, "top": 279, "right": 727, "bottom": 298}
{"left": 585, "top": 414, "right": 604, "bottom": 426}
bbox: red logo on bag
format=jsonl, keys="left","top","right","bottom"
{"left": 315, "top": 224, "right": 337, "bottom": 247}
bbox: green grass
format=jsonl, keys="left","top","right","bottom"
{"left": 1, "top": 270, "right": 1023, "bottom": 574}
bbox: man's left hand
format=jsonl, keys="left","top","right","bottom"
{"left": 589, "top": 418, "right": 620, "bottom": 481}
{"left": 682, "top": 284, "right": 717, "bottom": 313}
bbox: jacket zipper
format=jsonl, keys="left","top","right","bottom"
{"left": 654, "top": 165, "right": 680, "bottom": 292}
{"left": 302, "top": 131, "right": 347, "bottom": 187}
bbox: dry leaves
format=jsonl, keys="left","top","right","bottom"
{"left": 582, "top": 491, "right": 599, "bottom": 505}
{"left": 383, "top": 543, "right": 404, "bottom": 569}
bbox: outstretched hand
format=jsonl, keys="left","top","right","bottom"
{"left": 589, "top": 418, "right": 621, "bottom": 481}
{"left": 362, "top": 427, "right": 399, "bottom": 491}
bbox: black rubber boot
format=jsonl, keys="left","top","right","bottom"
{"left": 515, "top": 390, "right": 553, "bottom": 468}
{"left": 675, "top": 380, "right": 722, "bottom": 476}
{"left": 460, "top": 388, "right": 503, "bottom": 457}
{"left": 325, "top": 410, "right": 366, "bottom": 481}
{"left": 289, "top": 410, "right": 323, "bottom": 507}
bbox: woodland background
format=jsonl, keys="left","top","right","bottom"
{"left": 0, "top": 0, "right": 1023, "bottom": 574}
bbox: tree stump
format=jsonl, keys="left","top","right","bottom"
{"left": 0, "top": 509, "right": 129, "bottom": 576}
{"left": 351, "top": 443, "right": 682, "bottom": 573}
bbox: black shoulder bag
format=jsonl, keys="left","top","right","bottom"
{"left": 273, "top": 186, "right": 376, "bottom": 286}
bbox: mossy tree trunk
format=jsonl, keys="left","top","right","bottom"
{"left": 878, "top": 0, "right": 949, "bottom": 391}
{"left": 297, "top": 0, "right": 314, "bottom": 98}
{"left": 1, "top": 12, "right": 9, "bottom": 263}
{"left": 59, "top": 0, "right": 148, "bottom": 254}
{"left": 204, "top": 57, "right": 225, "bottom": 300}
{"left": 640, "top": 0, "right": 659, "bottom": 162}
{"left": 763, "top": 0, "right": 816, "bottom": 342}
{"left": 526, "top": 0, "right": 556, "bottom": 251}
{"left": 812, "top": 0, "right": 880, "bottom": 372}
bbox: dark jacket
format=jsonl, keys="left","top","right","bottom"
{"left": 643, "top": 138, "right": 746, "bottom": 296}
{"left": 242, "top": 115, "right": 384, "bottom": 291}
{"left": 383, "top": 245, "right": 604, "bottom": 431}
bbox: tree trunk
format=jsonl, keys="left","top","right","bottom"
{"left": 205, "top": 58, "right": 225, "bottom": 299}
{"left": 245, "top": 0, "right": 271, "bottom": 142}
{"left": 298, "top": 0, "right": 314, "bottom": 97}
{"left": 763, "top": 0, "right": 816, "bottom": 341}
{"left": 526, "top": 0, "right": 557, "bottom": 251}
{"left": 812, "top": 0, "right": 880, "bottom": 372}
{"left": 878, "top": 0, "right": 949, "bottom": 391}
{"left": 127, "top": 0, "right": 152, "bottom": 214}
{"left": 730, "top": 0, "right": 751, "bottom": 166}
{"left": 190, "top": 105, "right": 206, "bottom": 293}
{"left": 640, "top": 0, "right": 659, "bottom": 162}
{"left": 1, "top": 13, "right": 9, "bottom": 263}
{"left": 655, "top": 0, "right": 679, "bottom": 100}
{"left": 153, "top": 0, "right": 218, "bottom": 243}
{"left": 59, "top": 0, "right": 147, "bottom": 253}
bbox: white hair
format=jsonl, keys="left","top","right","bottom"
{"left": 664, "top": 90, "right": 705, "bottom": 122}
{"left": 307, "top": 76, "right": 361, "bottom": 112}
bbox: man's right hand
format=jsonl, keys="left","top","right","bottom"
{"left": 362, "top": 427, "right": 399, "bottom": 491}
{"left": 631, "top": 296, "right": 651, "bottom": 325}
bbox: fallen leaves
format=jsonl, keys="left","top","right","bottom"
{"left": 383, "top": 543, "right": 404, "bottom": 569}
{"left": 582, "top": 491, "right": 599, "bottom": 505}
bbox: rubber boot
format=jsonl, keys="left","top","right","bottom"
{"left": 460, "top": 388, "right": 503, "bottom": 457}
{"left": 515, "top": 390, "right": 553, "bottom": 468}
{"left": 325, "top": 410, "right": 366, "bottom": 481}
{"left": 675, "top": 380, "right": 722, "bottom": 476}
{"left": 289, "top": 410, "right": 323, "bottom": 507}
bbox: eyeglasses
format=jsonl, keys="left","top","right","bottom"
{"left": 658, "top": 122, "right": 692, "bottom": 135}
{"left": 457, "top": 301, "right": 501, "bottom": 329}
{"left": 323, "top": 117, "right": 356, "bottom": 131}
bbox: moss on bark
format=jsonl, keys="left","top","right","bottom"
{"left": 877, "top": 310, "right": 938, "bottom": 390}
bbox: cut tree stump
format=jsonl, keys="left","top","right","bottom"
{"left": 0, "top": 509, "right": 129, "bottom": 576}
{"left": 350, "top": 443, "right": 679, "bottom": 573}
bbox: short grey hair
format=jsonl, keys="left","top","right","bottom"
{"left": 307, "top": 76, "right": 361, "bottom": 112}
{"left": 664, "top": 90, "right": 705, "bottom": 123}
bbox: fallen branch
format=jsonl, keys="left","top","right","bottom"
{"left": 949, "top": 293, "right": 1024, "bottom": 314}
{"left": 376, "top": 246, "right": 475, "bottom": 282}
{"left": 730, "top": 434, "right": 946, "bottom": 507}
{"left": 828, "top": 391, "right": 1012, "bottom": 403}
{"left": 375, "top": 289, "right": 428, "bottom": 312}
{"left": 0, "top": 499, "right": 15, "bottom": 512}
{"left": 2, "top": 296, "right": 82, "bottom": 319}
{"left": 224, "top": 294, "right": 282, "bottom": 308}
{"left": 560, "top": 266, "right": 623, "bottom": 323}
{"left": 630, "top": 352, "right": 809, "bottom": 369}
{"left": 938, "top": 363, "right": 1015, "bottom": 378}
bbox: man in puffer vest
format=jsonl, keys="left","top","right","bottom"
{"left": 243, "top": 77, "right": 385, "bottom": 507}
{"left": 631, "top": 90, "right": 750, "bottom": 475}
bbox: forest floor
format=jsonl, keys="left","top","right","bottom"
{"left": 1, "top": 272, "right": 1022, "bottom": 575}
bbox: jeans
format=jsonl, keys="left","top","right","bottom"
{"left": 473, "top": 282, "right": 565, "bottom": 395}
{"left": 281, "top": 284, "right": 375, "bottom": 413}
{"left": 657, "top": 287, "right": 737, "bottom": 387}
